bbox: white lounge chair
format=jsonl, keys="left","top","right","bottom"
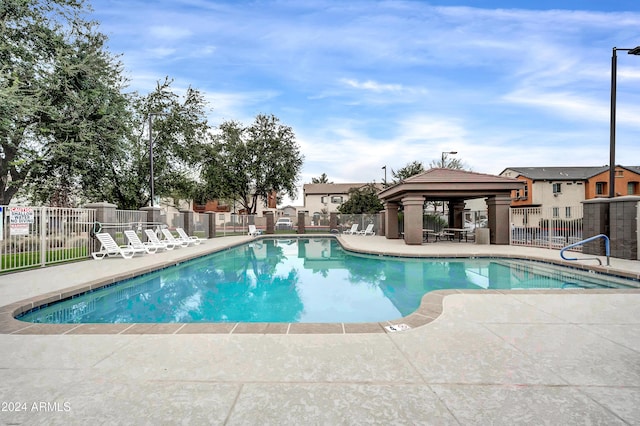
{"left": 161, "top": 228, "right": 190, "bottom": 248}
{"left": 92, "top": 233, "right": 144, "bottom": 259}
{"left": 357, "top": 224, "right": 375, "bottom": 236}
{"left": 343, "top": 224, "right": 359, "bottom": 235}
{"left": 144, "top": 229, "right": 176, "bottom": 250}
{"left": 176, "top": 227, "right": 205, "bottom": 245}
{"left": 124, "top": 230, "right": 158, "bottom": 254}
{"left": 248, "top": 224, "right": 262, "bottom": 236}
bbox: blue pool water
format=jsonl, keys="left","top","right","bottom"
{"left": 17, "top": 238, "right": 638, "bottom": 324}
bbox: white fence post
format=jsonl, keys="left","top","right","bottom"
{"left": 40, "top": 207, "right": 47, "bottom": 268}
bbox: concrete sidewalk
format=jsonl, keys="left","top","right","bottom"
{"left": 0, "top": 236, "right": 638, "bottom": 424}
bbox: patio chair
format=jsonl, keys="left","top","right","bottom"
{"left": 161, "top": 228, "right": 191, "bottom": 248}
{"left": 124, "top": 230, "right": 158, "bottom": 254}
{"left": 92, "top": 233, "right": 145, "bottom": 260}
{"left": 357, "top": 224, "right": 375, "bottom": 236}
{"left": 144, "top": 229, "right": 177, "bottom": 250}
{"left": 248, "top": 224, "right": 262, "bottom": 236}
{"left": 343, "top": 224, "right": 359, "bottom": 235}
{"left": 176, "top": 227, "right": 206, "bottom": 245}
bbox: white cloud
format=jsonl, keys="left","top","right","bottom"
{"left": 149, "top": 25, "right": 193, "bottom": 41}
{"left": 148, "top": 47, "right": 177, "bottom": 58}
{"left": 340, "top": 79, "right": 404, "bottom": 93}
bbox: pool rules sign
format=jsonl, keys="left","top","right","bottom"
{"left": 9, "top": 207, "right": 34, "bottom": 236}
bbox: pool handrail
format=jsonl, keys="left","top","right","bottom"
{"left": 560, "top": 234, "right": 610, "bottom": 266}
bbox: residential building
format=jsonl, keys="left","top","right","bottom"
{"left": 191, "top": 191, "right": 278, "bottom": 216}
{"left": 302, "top": 183, "right": 383, "bottom": 215}
{"left": 500, "top": 166, "right": 640, "bottom": 207}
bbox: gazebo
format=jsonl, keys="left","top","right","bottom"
{"left": 377, "top": 168, "right": 525, "bottom": 245}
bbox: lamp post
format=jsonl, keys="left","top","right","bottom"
{"left": 440, "top": 151, "right": 457, "bottom": 214}
{"left": 441, "top": 151, "right": 457, "bottom": 168}
{"left": 609, "top": 46, "right": 640, "bottom": 198}
{"left": 148, "top": 112, "right": 167, "bottom": 207}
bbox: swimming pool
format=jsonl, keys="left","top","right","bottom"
{"left": 16, "top": 237, "right": 639, "bottom": 324}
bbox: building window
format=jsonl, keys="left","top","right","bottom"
{"left": 523, "top": 184, "right": 528, "bottom": 199}
{"left": 321, "top": 196, "right": 328, "bottom": 204}
{"left": 553, "top": 207, "right": 559, "bottom": 218}
{"left": 565, "top": 207, "right": 571, "bottom": 218}
{"left": 628, "top": 182, "right": 639, "bottom": 195}
{"left": 331, "top": 196, "right": 343, "bottom": 204}
{"left": 595, "top": 182, "right": 606, "bottom": 195}
{"left": 616, "top": 170, "right": 624, "bottom": 177}
{"left": 552, "top": 183, "right": 562, "bottom": 194}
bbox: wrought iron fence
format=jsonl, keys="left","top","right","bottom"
{"left": 0, "top": 203, "right": 584, "bottom": 274}
{"left": 214, "top": 214, "right": 260, "bottom": 236}
{"left": 510, "top": 205, "right": 583, "bottom": 251}
{"left": 1, "top": 206, "right": 96, "bottom": 272}
{"left": 193, "top": 212, "right": 210, "bottom": 237}
{"left": 336, "top": 214, "right": 381, "bottom": 234}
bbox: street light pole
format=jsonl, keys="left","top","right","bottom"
{"left": 609, "top": 46, "right": 640, "bottom": 198}
{"left": 148, "top": 113, "right": 167, "bottom": 207}
{"left": 441, "top": 151, "right": 457, "bottom": 168}
{"left": 148, "top": 114, "right": 155, "bottom": 207}
{"left": 440, "top": 151, "right": 457, "bottom": 214}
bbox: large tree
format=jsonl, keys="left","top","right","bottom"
{"left": 391, "top": 156, "right": 468, "bottom": 186}
{"left": 391, "top": 160, "right": 425, "bottom": 184}
{"left": 23, "top": 27, "right": 132, "bottom": 206}
{"left": 1, "top": 0, "right": 131, "bottom": 206}
{"left": 337, "top": 184, "right": 383, "bottom": 214}
{"left": 201, "top": 114, "right": 303, "bottom": 214}
{"left": 113, "top": 78, "right": 211, "bottom": 209}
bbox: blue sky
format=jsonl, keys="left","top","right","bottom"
{"left": 91, "top": 0, "right": 640, "bottom": 202}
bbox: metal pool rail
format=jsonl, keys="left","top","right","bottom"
{"left": 560, "top": 234, "right": 610, "bottom": 266}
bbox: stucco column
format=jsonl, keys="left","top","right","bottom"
{"left": 297, "top": 211, "right": 305, "bottom": 234}
{"left": 140, "top": 206, "right": 163, "bottom": 241}
{"left": 378, "top": 210, "right": 386, "bottom": 236}
{"left": 180, "top": 209, "right": 194, "bottom": 235}
{"left": 451, "top": 199, "right": 466, "bottom": 228}
{"left": 384, "top": 202, "right": 399, "bottom": 239}
{"left": 85, "top": 202, "right": 117, "bottom": 252}
{"left": 329, "top": 212, "right": 338, "bottom": 231}
{"left": 486, "top": 195, "right": 511, "bottom": 244}
{"left": 402, "top": 195, "right": 425, "bottom": 245}
{"left": 582, "top": 198, "right": 610, "bottom": 256}
{"left": 265, "top": 211, "right": 274, "bottom": 234}
{"left": 609, "top": 196, "right": 640, "bottom": 260}
{"left": 206, "top": 212, "right": 216, "bottom": 238}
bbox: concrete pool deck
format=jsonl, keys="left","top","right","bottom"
{"left": 0, "top": 235, "right": 639, "bottom": 424}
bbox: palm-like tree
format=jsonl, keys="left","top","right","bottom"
{"left": 311, "top": 173, "right": 332, "bottom": 184}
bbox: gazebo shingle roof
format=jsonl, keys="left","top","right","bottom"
{"left": 402, "top": 168, "right": 521, "bottom": 184}
{"left": 378, "top": 168, "right": 523, "bottom": 202}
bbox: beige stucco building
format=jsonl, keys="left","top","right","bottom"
{"left": 302, "top": 183, "right": 383, "bottom": 215}
{"left": 500, "top": 166, "right": 640, "bottom": 208}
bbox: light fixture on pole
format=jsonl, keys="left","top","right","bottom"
{"left": 382, "top": 165, "right": 387, "bottom": 186}
{"left": 148, "top": 112, "right": 167, "bottom": 207}
{"left": 441, "top": 151, "right": 457, "bottom": 168}
{"left": 609, "top": 46, "right": 640, "bottom": 198}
